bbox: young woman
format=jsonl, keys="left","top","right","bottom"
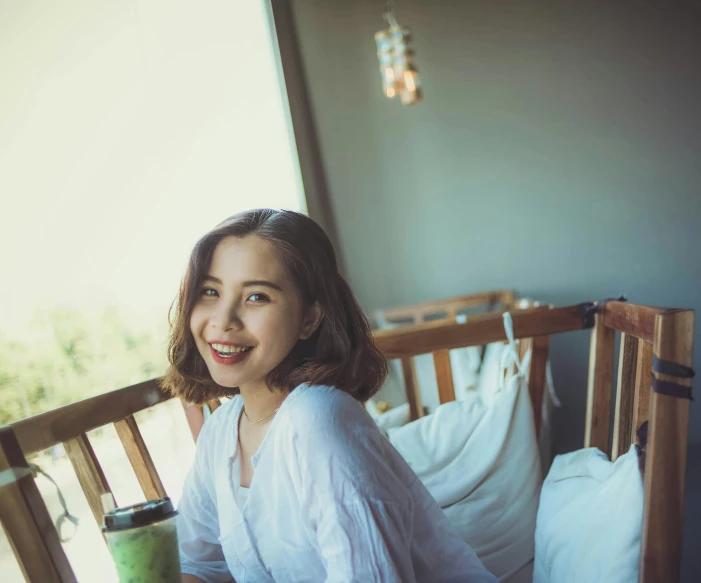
{"left": 164, "top": 209, "right": 496, "bottom": 583}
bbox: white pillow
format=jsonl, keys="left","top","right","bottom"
{"left": 474, "top": 341, "right": 560, "bottom": 471}
{"left": 389, "top": 370, "right": 542, "bottom": 581}
{"left": 533, "top": 445, "right": 643, "bottom": 583}
{"left": 364, "top": 399, "right": 410, "bottom": 436}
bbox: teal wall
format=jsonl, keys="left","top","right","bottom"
{"left": 291, "top": 0, "right": 701, "bottom": 448}
{"left": 291, "top": 3, "right": 701, "bottom": 577}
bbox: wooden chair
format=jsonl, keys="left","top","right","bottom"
{"left": 0, "top": 380, "right": 186, "bottom": 582}
{"left": 0, "top": 300, "right": 693, "bottom": 582}
{"left": 373, "top": 300, "right": 694, "bottom": 582}
{"left": 378, "top": 289, "right": 515, "bottom": 325}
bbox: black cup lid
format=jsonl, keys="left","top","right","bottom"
{"left": 102, "top": 497, "right": 177, "bottom": 532}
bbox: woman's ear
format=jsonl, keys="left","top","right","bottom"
{"left": 299, "top": 301, "right": 323, "bottom": 340}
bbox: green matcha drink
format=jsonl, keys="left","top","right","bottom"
{"left": 102, "top": 497, "right": 180, "bottom": 583}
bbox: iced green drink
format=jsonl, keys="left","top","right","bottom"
{"left": 103, "top": 497, "right": 180, "bottom": 583}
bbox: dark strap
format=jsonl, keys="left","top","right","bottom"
{"left": 652, "top": 355, "right": 695, "bottom": 379}
{"left": 635, "top": 421, "right": 649, "bottom": 475}
{"left": 650, "top": 374, "right": 694, "bottom": 400}
{"left": 650, "top": 355, "right": 695, "bottom": 400}
{"left": 577, "top": 295, "right": 628, "bottom": 328}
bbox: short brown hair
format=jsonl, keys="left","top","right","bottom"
{"left": 161, "top": 209, "right": 388, "bottom": 404}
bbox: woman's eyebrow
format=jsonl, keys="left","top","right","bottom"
{"left": 243, "top": 280, "right": 284, "bottom": 291}
{"left": 203, "top": 275, "right": 283, "bottom": 292}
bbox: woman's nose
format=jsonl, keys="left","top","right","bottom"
{"left": 210, "top": 302, "right": 244, "bottom": 332}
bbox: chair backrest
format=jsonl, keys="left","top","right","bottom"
{"left": 584, "top": 302, "right": 694, "bottom": 582}
{"left": 0, "top": 379, "right": 179, "bottom": 582}
{"left": 379, "top": 289, "right": 515, "bottom": 325}
{"left": 373, "top": 300, "right": 694, "bottom": 583}
{"left": 374, "top": 302, "right": 551, "bottom": 431}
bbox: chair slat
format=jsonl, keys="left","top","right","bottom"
{"left": 640, "top": 309, "right": 694, "bottom": 583}
{"left": 632, "top": 341, "right": 653, "bottom": 444}
{"left": 612, "top": 334, "right": 639, "bottom": 460}
{"left": 433, "top": 350, "right": 456, "bottom": 404}
{"left": 114, "top": 416, "right": 167, "bottom": 501}
{"left": 584, "top": 313, "right": 616, "bottom": 452}
{"left": 63, "top": 434, "right": 113, "bottom": 527}
{"left": 181, "top": 399, "right": 206, "bottom": 442}
{"left": 400, "top": 357, "right": 424, "bottom": 421}
{"left": 0, "top": 426, "right": 76, "bottom": 582}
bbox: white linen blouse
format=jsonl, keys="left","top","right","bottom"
{"left": 177, "top": 384, "right": 496, "bottom": 583}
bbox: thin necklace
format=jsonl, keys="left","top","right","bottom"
{"left": 243, "top": 405, "right": 281, "bottom": 425}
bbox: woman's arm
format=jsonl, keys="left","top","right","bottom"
{"left": 177, "top": 417, "right": 234, "bottom": 583}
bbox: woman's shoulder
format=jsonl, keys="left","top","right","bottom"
{"left": 279, "top": 384, "right": 372, "bottom": 434}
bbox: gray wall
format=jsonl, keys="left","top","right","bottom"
{"left": 291, "top": 2, "right": 701, "bottom": 578}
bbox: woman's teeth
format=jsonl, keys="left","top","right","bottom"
{"left": 211, "top": 343, "right": 252, "bottom": 356}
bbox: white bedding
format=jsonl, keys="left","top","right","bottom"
{"left": 388, "top": 362, "right": 543, "bottom": 581}
{"left": 533, "top": 445, "right": 643, "bottom": 583}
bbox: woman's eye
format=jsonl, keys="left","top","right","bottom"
{"left": 247, "top": 293, "right": 270, "bottom": 303}
{"left": 201, "top": 288, "right": 218, "bottom": 297}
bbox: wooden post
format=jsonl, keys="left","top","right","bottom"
{"left": 0, "top": 426, "right": 76, "bottom": 582}
{"left": 63, "top": 434, "right": 113, "bottom": 527}
{"left": 114, "top": 416, "right": 167, "bottom": 501}
{"left": 612, "top": 334, "right": 639, "bottom": 460}
{"left": 584, "top": 313, "right": 616, "bottom": 453}
{"left": 632, "top": 342, "right": 653, "bottom": 445}
{"left": 180, "top": 399, "right": 207, "bottom": 443}
{"left": 640, "top": 309, "right": 694, "bottom": 583}
{"left": 400, "top": 357, "right": 424, "bottom": 421}
{"left": 433, "top": 350, "right": 456, "bottom": 404}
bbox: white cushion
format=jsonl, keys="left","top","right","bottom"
{"left": 389, "top": 370, "right": 542, "bottom": 581}
{"left": 533, "top": 445, "right": 643, "bottom": 583}
{"left": 474, "top": 341, "right": 559, "bottom": 471}
{"left": 364, "top": 399, "right": 410, "bottom": 436}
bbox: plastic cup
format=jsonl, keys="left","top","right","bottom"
{"left": 102, "top": 497, "right": 180, "bottom": 583}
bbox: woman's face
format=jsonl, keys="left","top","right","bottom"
{"left": 189, "top": 235, "right": 320, "bottom": 390}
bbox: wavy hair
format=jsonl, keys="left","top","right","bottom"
{"left": 160, "top": 209, "right": 388, "bottom": 404}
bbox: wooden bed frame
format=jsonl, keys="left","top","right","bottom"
{"left": 0, "top": 300, "right": 693, "bottom": 582}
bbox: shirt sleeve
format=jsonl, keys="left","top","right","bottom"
{"left": 283, "top": 392, "right": 417, "bottom": 583}
{"left": 176, "top": 418, "right": 234, "bottom": 583}
{"left": 284, "top": 388, "right": 496, "bottom": 583}
{"left": 315, "top": 496, "right": 417, "bottom": 583}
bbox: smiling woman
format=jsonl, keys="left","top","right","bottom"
{"left": 163, "top": 209, "right": 497, "bottom": 583}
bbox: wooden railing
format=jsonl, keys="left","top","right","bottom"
{"left": 0, "top": 300, "right": 694, "bottom": 582}
{"left": 379, "top": 289, "right": 515, "bottom": 324}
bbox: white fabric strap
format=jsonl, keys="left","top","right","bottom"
{"left": 499, "top": 313, "right": 524, "bottom": 387}
{"left": 0, "top": 466, "right": 34, "bottom": 488}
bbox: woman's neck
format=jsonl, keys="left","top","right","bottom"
{"left": 238, "top": 381, "right": 288, "bottom": 423}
